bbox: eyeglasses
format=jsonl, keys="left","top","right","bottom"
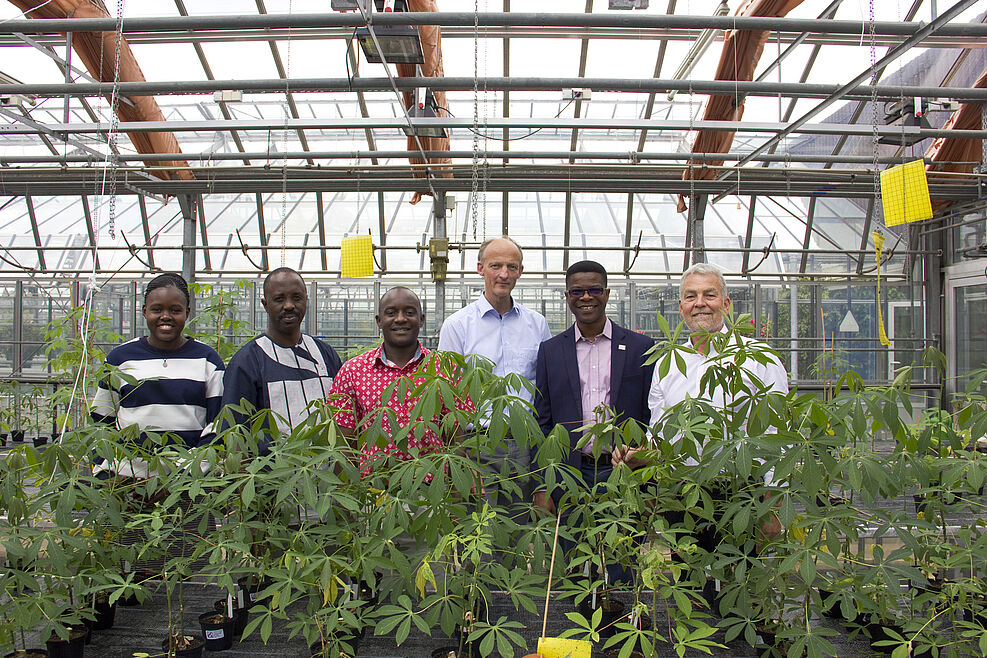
{"left": 566, "top": 287, "right": 606, "bottom": 298}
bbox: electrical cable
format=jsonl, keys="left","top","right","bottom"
{"left": 434, "top": 100, "right": 575, "bottom": 142}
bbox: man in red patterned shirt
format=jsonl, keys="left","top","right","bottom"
{"left": 329, "top": 286, "right": 471, "bottom": 474}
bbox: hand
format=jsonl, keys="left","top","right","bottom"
{"left": 611, "top": 445, "right": 649, "bottom": 470}
{"left": 532, "top": 490, "right": 557, "bottom": 517}
{"left": 759, "top": 513, "right": 782, "bottom": 539}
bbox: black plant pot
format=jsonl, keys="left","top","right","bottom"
{"left": 237, "top": 576, "right": 273, "bottom": 611}
{"left": 865, "top": 617, "right": 903, "bottom": 654}
{"left": 90, "top": 598, "right": 116, "bottom": 631}
{"left": 45, "top": 628, "right": 86, "bottom": 658}
{"left": 198, "top": 612, "right": 234, "bottom": 651}
{"left": 213, "top": 599, "right": 248, "bottom": 637}
{"left": 161, "top": 635, "right": 205, "bottom": 658}
{"left": 32, "top": 436, "right": 47, "bottom": 448}
{"left": 10, "top": 430, "right": 24, "bottom": 443}
{"left": 5, "top": 650, "right": 48, "bottom": 658}
{"left": 577, "top": 596, "right": 626, "bottom": 641}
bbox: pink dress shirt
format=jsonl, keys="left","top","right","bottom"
{"left": 575, "top": 318, "right": 612, "bottom": 454}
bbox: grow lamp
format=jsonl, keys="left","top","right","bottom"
{"left": 356, "top": 0, "right": 425, "bottom": 64}
{"left": 402, "top": 88, "right": 447, "bottom": 139}
{"left": 878, "top": 98, "right": 931, "bottom": 146}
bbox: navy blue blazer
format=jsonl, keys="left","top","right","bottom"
{"left": 534, "top": 321, "right": 656, "bottom": 469}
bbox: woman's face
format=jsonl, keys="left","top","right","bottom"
{"left": 143, "top": 285, "right": 189, "bottom": 350}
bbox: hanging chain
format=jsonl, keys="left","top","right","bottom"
{"left": 279, "top": 0, "right": 295, "bottom": 268}
{"left": 869, "top": 0, "right": 880, "bottom": 207}
{"left": 470, "top": 0, "right": 481, "bottom": 240}
{"left": 480, "top": 0, "right": 489, "bottom": 238}
{"left": 981, "top": 103, "right": 986, "bottom": 173}
{"left": 105, "top": 0, "right": 126, "bottom": 241}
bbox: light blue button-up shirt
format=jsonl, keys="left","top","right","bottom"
{"left": 438, "top": 294, "right": 551, "bottom": 405}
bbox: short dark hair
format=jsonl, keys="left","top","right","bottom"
{"left": 565, "top": 260, "right": 607, "bottom": 287}
{"left": 263, "top": 267, "right": 304, "bottom": 297}
{"left": 378, "top": 286, "right": 423, "bottom": 315}
{"left": 144, "top": 273, "right": 190, "bottom": 306}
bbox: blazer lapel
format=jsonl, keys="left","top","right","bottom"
{"left": 561, "top": 326, "right": 583, "bottom": 421}
{"left": 610, "top": 323, "right": 627, "bottom": 405}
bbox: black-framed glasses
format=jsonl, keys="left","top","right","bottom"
{"left": 566, "top": 286, "right": 606, "bottom": 298}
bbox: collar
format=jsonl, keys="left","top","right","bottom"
{"left": 378, "top": 342, "right": 425, "bottom": 369}
{"left": 574, "top": 317, "right": 613, "bottom": 344}
{"left": 477, "top": 293, "right": 518, "bottom": 318}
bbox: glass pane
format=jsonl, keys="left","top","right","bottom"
{"left": 956, "top": 283, "right": 987, "bottom": 378}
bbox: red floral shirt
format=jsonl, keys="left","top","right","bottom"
{"left": 328, "top": 344, "right": 472, "bottom": 474}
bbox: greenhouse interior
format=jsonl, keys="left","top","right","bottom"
{"left": 1, "top": 0, "right": 987, "bottom": 656}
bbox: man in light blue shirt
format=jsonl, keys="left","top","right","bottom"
{"left": 438, "top": 235, "right": 551, "bottom": 511}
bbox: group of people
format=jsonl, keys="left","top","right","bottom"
{"left": 93, "top": 236, "right": 789, "bottom": 542}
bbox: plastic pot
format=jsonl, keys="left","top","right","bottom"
{"left": 160, "top": 635, "right": 205, "bottom": 658}
{"left": 577, "top": 596, "right": 625, "bottom": 641}
{"left": 10, "top": 430, "right": 24, "bottom": 443}
{"left": 198, "top": 612, "right": 234, "bottom": 651}
{"left": 44, "top": 628, "right": 86, "bottom": 658}
{"left": 237, "top": 576, "right": 273, "bottom": 610}
{"left": 865, "top": 617, "right": 903, "bottom": 654}
{"left": 90, "top": 597, "right": 116, "bottom": 631}
{"left": 32, "top": 436, "right": 47, "bottom": 448}
{"left": 213, "top": 599, "right": 248, "bottom": 637}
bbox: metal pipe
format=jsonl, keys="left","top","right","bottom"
{"left": 0, "top": 243, "right": 933, "bottom": 256}
{"left": 5, "top": 116, "right": 987, "bottom": 138}
{"left": 1, "top": 12, "right": 986, "bottom": 36}
{"left": 3, "top": 76, "right": 987, "bottom": 102}
{"left": 0, "top": 150, "right": 981, "bottom": 166}
{"left": 0, "top": 268, "right": 911, "bottom": 280}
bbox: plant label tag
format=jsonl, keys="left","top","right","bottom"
{"left": 618, "top": 344, "right": 626, "bottom": 350}
{"left": 205, "top": 629, "right": 225, "bottom": 641}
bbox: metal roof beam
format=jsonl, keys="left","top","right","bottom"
{"left": 2, "top": 149, "right": 974, "bottom": 166}
{"left": 3, "top": 13, "right": 986, "bottom": 36}
{"left": 7, "top": 76, "right": 987, "bottom": 101}
{"left": 23, "top": 196, "right": 46, "bottom": 270}
{"left": 7, "top": 116, "right": 986, "bottom": 138}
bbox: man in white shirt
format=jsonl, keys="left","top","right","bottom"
{"left": 438, "top": 236, "right": 551, "bottom": 511}
{"left": 626, "top": 263, "right": 788, "bottom": 536}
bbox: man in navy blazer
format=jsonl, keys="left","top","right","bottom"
{"left": 533, "top": 260, "right": 655, "bottom": 516}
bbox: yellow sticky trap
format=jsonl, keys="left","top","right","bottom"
{"left": 536, "top": 637, "right": 592, "bottom": 658}
{"left": 879, "top": 160, "right": 933, "bottom": 226}
{"left": 340, "top": 235, "right": 374, "bottom": 278}
{"left": 873, "top": 232, "right": 890, "bottom": 347}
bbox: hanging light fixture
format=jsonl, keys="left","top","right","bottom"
{"left": 356, "top": 0, "right": 425, "bottom": 65}
{"left": 878, "top": 98, "right": 932, "bottom": 147}
{"left": 402, "top": 87, "right": 447, "bottom": 139}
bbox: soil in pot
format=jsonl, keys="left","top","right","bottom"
{"left": 198, "top": 612, "right": 234, "bottom": 651}
{"left": 577, "top": 596, "right": 626, "bottom": 641}
{"left": 213, "top": 599, "right": 248, "bottom": 637}
{"left": 44, "top": 628, "right": 86, "bottom": 658}
{"left": 605, "top": 652, "right": 645, "bottom": 658}
{"left": 5, "top": 650, "right": 48, "bottom": 658}
{"left": 160, "top": 634, "right": 205, "bottom": 658}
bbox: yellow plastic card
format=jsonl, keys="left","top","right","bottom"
{"left": 873, "top": 232, "right": 890, "bottom": 347}
{"left": 536, "top": 637, "right": 592, "bottom": 658}
{"left": 879, "top": 159, "right": 933, "bottom": 226}
{"left": 340, "top": 235, "right": 374, "bottom": 278}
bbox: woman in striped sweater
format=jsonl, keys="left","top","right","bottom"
{"left": 91, "top": 273, "right": 225, "bottom": 478}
